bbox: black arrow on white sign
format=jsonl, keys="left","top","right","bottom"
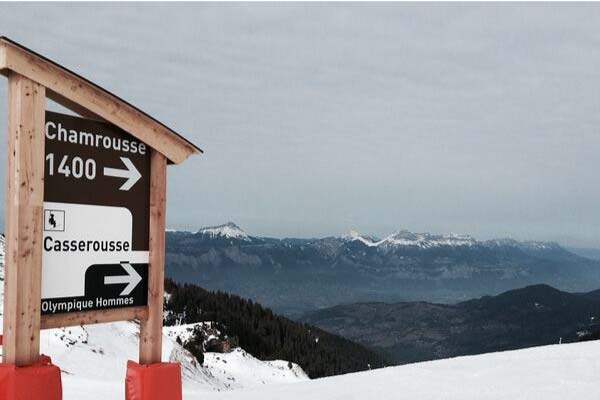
{"left": 103, "top": 157, "right": 142, "bottom": 191}
{"left": 104, "top": 262, "right": 143, "bottom": 295}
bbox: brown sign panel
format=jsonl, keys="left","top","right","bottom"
{"left": 42, "top": 111, "right": 150, "bottom": 315}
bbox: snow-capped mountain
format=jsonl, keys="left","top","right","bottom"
{"left": 174, "top": 222, "right": 562, "bottom": 252}
{"left": 195, "top": 222, "right": 250, "bottom": 242}
{"left": 341, "top": 231, "right": 380, "bottom": 247}
{"left": 166, "top": 223, "right": 600, "bottom": 315}
{"left": 380, "top": 230, "right": 476, "bottom": 248}
{"left": 341, "top": 229, "right": 563, "bottom": 251}
{"left": 344, "top": 229, "right": 476, "bottom": 249}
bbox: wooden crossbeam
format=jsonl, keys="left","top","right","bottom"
{"left": 0, "top": 37, "right": 201, "bottom": 164}
{"left": 41, "top": 306, "right": 149, "bottom": 330}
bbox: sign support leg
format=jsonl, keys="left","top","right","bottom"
{"left": 3, "top": 72, "right": 46, "bottom": 366}
{"left": 139, "top": 150, "right": 167, "bottom": 364}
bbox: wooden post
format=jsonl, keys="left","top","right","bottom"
{"left": 139, "top": 150, "right": 167, "bottom": 364}
{"left": 3, "top": 72, "right": 46, "bottom": 366}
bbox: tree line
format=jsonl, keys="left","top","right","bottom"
{"left": 164, "top": 279, "right": 388, "bottom": 378}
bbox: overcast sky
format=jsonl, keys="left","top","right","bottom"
{"left": 1, "top": 3, "right": 600, "bottom": 246}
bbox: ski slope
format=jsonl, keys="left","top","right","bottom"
{"left": 39, "top": 322, "right": 308, "bottom": 399}
{"left": 3, "top": 320, "right": 309, "bottom": 399}
{"left": 15, "top": 317, "right": 600, "bottom": 400}
{"left": 201, "top": 340, "right": 600, "bottom": 400}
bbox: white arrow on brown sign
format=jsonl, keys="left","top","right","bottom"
{"left": 104, "top": 261, "right": 143, "bottom": 296}
{"left": 103, "top": 157, "right": 142, "bottom": 191}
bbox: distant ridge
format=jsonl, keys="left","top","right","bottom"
{"left": 166, "top": 223, "right": 600, "bottom": 315}
{"left": 301, "top": 283, "right": 600, "bottom": 364}
{"left": 173, "top": 222, "right": 562, "bottom": 250}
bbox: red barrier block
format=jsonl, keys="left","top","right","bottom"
{"left": 125, "top": 361, "right": 182, "bottom": 400}
{"left": 0, "top": 355, "right": 62, "bottom": 400}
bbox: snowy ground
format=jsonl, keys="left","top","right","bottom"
{"left": 201, "top": 340, "right": 600, "bottom": 400}
{"left": 39, "top": 322, "right": 308, "bottom": 399}
{"left": 44, "top": 326, "right": 600, "bottom": 400}
{"left": 1, "top": 318, "right": 308, "bottom": 398}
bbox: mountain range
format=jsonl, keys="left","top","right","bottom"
{"left": 166, "top": 223, "right": 600, "bottom": 316}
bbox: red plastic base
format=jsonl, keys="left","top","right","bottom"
{"left": 125, "top": 361, "right": 182, "bottom": 400}
{"left": 0, "top": 355, "right": 62, "bottom": 400}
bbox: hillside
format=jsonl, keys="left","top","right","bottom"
{"left": 302, "top": 284, "right": 600, "bottom": 364}
{"left": 164, "top": 279, "right": 388, "bottom": 378}
{"left": 200, "top": 340, "right": 600, "bottom": 400}
{"left": 41, "top": 322, "right": 308, "bottom": 398}
{"left": 166, "top": 223, "right": 600, "bottom": 316}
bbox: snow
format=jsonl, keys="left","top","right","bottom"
{"left": 343, "top": 230, "right": 379, "bottom": 247}
{"left": 41, "top": 322, "right": 307, "bottom": 398}
{"left": 195, "top": 222, "right": 250, "bottom": 241}
{"left": 165, "top": 322, "right": 218, "bottom": 344}
{"left": 202, "top": 349, "right": 308, "bottom": 390}
{"left": 8, "top": 314, "right": 600, "bottom": 399}
{"left": 344, "top": 229, "right": 477, "bottom": 249}
{"left": 380, "top": 230, "right": 476, "bottom": 248}
{"left": 342, "top": 228, "right": 563, "bottom": 251}
{"left": 176, "top": 222, "right": 558, "bottom": 252}
{"left": 200, "top": 341, "right": 600, "bottom": 400}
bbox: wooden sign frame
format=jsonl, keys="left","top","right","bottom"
{"left": 0, "top": 37, "right": 201, "bottom": 367}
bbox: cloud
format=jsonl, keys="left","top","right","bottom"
{"left": 0, "top": 3, "right": 599, "bottom": 246}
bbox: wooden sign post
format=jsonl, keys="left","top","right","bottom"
{"left": 0, "top": 36, "right": 202, "bottom": 398}
{"left": 3, "top": 73, "right": 46, "bottom": 366}
{"left": 140, "top": 150, "right": 167, "bottom": 365}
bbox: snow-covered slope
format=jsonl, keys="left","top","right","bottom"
{"left": 164, "top": 323, "right": 307, "bottom": 389}
{"left": 343, "top": 229, "right": 477, "bottom": 248}
{"left": 201, "top": 340, "right": 600, "bottom": 400}
{"left": 195, "top": 222, "right": 250, "bottom": 241}
{"left": 44, "top": 322, "right": 307, "bottom": 399}
{"left": 341, "top": 230, "right": 381, "bottom": 247}
{"left": 379, "top": 230, "right": 476, "bottom": 249}
{"left": 343, "top": 228, "right": 558, "bottom": 250}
